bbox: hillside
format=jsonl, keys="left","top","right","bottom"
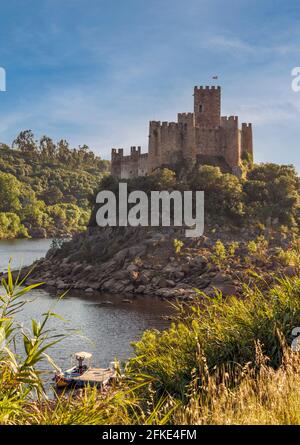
{"left": 25, "top": 162, "right": 300, "bottom": 296}
{"left": 2, "top": 161, "right": 300, "bottom": 426}
{"left": 0, "top": 130, "right": 110, "bottom": 239}
{"left": 4, "top": 162, "right": 300, "bottom": 426}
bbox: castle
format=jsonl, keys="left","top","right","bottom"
{"left": 111, "top": 86, "right": 253, "bottom": 178}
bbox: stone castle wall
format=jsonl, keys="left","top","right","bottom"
{"left": 111, "top": 147, "right": 148, "bottom": 179}
{"left": 111, "top": 86, "right": 253, "bottom": 178}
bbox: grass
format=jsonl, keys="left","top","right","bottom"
{"left": 1, "top": 260, "right": 300, "bottom": 424}
{"left": 130, "top": 276, "right": 300, "bottom": 399}
{"left": 174, "top": 340, "right": 300, "bottom": 425}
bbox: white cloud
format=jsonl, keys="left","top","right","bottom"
{"left": 208, "top": 35, "right": 255, "bottom": 53}
{"left": 205, "top": 33, "right": 300, "bottom": 58}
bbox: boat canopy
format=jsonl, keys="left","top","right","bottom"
{"left": 75, "top": 351, "right": 93, "bottom": 360}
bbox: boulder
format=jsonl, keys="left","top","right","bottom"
{"left": 212, "top": 283, "right": 237, "bottom": 296}
{"left": 157, "top": 277, "right": 167, "bottom": 288}
{"left": 212, "top": 272, "right": 231, "bottom": 283}
{"left": 114, "top": 270, "right": 130, "bottom": 280}
{"left": 137, "top": 272, "right": 151, "bottom": 285}
{"left": 113, "top": 248, "right": 129, "bottom": 263}
{"left": 101, "top": 278, "right": 117, "bottom": 291}
{"left": 170, "top": 270, "right": 185, "bottom": 281}
{"left": 56, "top": 280, "right": 66, "bottom": 289}
{"left": 127, "top": 245, "right": 146, "bottom": 259}
{"left": 190, "top": 256, "right": 207, "bottom": 267}
{"left": 127, "top": 264, "right": 139, "bottom": 273}
{"left": 135, "top": 285, "right": 146, "bottom": 294}
{"left": 181, "top": 263, "right": 190, "bottom": 274}
{"left": 166, "top": 279, "right": 176, "bottom": 288}
{"left": 124, "top": 284, "right": 134, "bottom": 293}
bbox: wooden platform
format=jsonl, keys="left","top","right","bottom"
{"left": 72, "top": 368, "right": 115, "bottom": 387}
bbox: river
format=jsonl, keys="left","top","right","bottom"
{"left": 0, "top": 239, "right": 173, "bottom": 379}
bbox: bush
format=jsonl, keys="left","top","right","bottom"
{"left": 0, "top": 212, "right": 29, "bottom": 238}
{"left": 130, "top": 277, "right": 300, "bottom": 397}
{"left": 94, "top": 162, "right": 300, "bottom": 231}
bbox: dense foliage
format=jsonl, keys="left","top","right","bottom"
{"left": 0, "top": 131, "right": 109, "bottom": 238}
{"left": 131, "top": 277, "right": 300, "bottom": 397}
{"left": 93, "top": 163, "right": 300, "bottom": 231}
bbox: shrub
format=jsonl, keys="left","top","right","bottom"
{"left": 130, "top": 277, "right": 300, "bottom": 398}
{"left": 211, "top": 240, "right": 227, "bottom": 267}
{"left": 173, "top": 239, "right": 184, "bottom": 254}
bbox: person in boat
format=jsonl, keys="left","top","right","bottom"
{"left": 77, "top": 356, "right": 84, "bottom": 374}
{"left": 75, "top": 352, "right": 92, "bottom": 374}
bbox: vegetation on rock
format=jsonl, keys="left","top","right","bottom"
{"left": 91, "top": 163, "right": 300, "bottom": 230}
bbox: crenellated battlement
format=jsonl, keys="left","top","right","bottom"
{"left": 194, "top": 86, "right": 221, "bottom": 91}
{"left": 150, "top": 121, "right": 179, "bottom": 129}
{"left": 112, "top": 146, "right": 144, "bottom": 160}
{"left": 111, "top": 148, "right": 124, "bottom": 159}
{"left": 150, "top": 120, "right": 161, "bottom": 127}
{"left": 178, "top": 112, "right": 195, "bottom": 126}
{"left": 111, "top": 145, "right": 148, "bottom": 178}
{"left": 111, "top": 85, "right": 253, "bottom": 178}
{"left": 130, "top": 146, "right": 141, "bottom": 154}
{"left": 221, "top": 116, "right": 238, "bottom": 122}
{"left": 161, "top": 121, "right": 177, "bottom": 128}
{"left": 178, "top": 112, "right": 194, "bottom": 118}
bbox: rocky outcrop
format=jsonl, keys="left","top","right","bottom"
{"left": 14, "top": 222, "right": 293, "bottom": 301}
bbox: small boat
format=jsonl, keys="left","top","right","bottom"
{"left": 54, "top": 351, "right": 117, "bottom": 389}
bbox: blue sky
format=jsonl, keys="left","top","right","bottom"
{"left": 0, "top": 0, "right": 300, "bottom": 169}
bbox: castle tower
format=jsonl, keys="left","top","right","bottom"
{"left": 220, "top": 116, "right": 240, "bottom": 170}
{"left": 194, "top": 86, "right": 221, "bottom": 128}
{"left": 111, "top": 85, "right": 253, "bottom": 179}
{"left": 111, "top": 148, "right": 124, "bottom": 178}
{"left": 241, "top": 123, "right": 253, "bottom": 161}
{"left": 148, "top": 121, "right": 162, "bottom": 173}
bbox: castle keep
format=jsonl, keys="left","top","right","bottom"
{"left": 111, "top": 86, "right": 253, "bottom": 178}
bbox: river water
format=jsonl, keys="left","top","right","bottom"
{"left": 0, "top": 239, "right": 173, "bottom": 377}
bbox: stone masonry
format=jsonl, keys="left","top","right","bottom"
{"left": 111, "top": 86, "right": 253, "bottom": 178}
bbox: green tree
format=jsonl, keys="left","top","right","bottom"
{"left": 244, "top": 163, "right": 300, "bottom": 226}
{"left": 154, "top": 168, "right": 176, "bottom": 189}
{"left": 190, "top": 166, "right": 244, "bottom": 220}
{"left": 0, "top": 172, "right": 22, "bottom": 212}
{"left": 39, "top": 135, "right": 57, "bottom": 159}
{"left": 0, "top": 213, "right": 28, "bottom": 238}
{"left": 13, "top": 130, "right": 37, "bottom": 154}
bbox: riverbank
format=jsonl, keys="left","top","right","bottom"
{"left": 17, "top": 225, "right": 298, "bottom": 300}
{"left": 2, "top": 268, "right": 300, "bottom": 425}
{"left": 0, "top": 238, "right": 53, "bottom": 273}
